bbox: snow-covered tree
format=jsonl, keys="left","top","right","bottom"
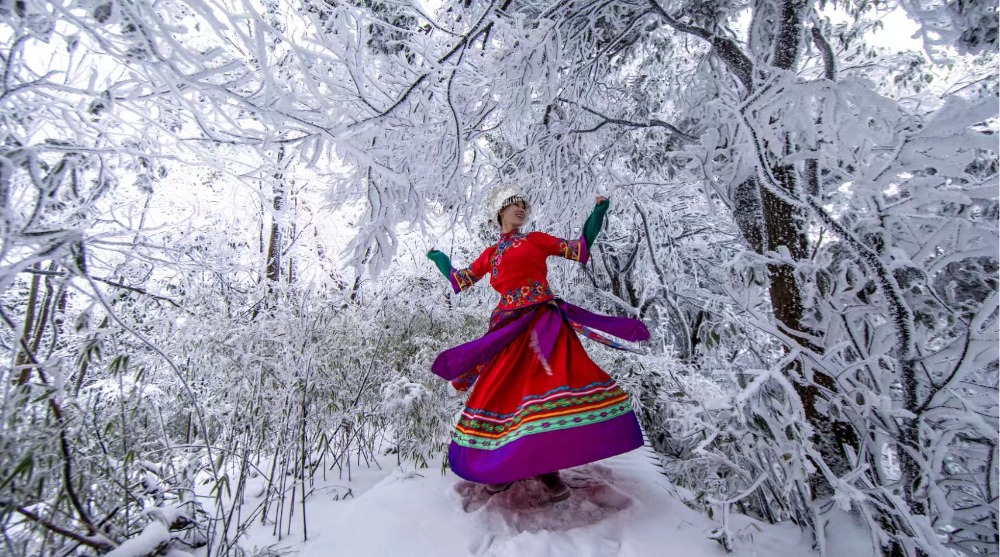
{"left": 0, "top": 0, "right": 996, "bottom": 555}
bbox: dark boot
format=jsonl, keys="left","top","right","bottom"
{"left": 537, "top": 472, "right": 570, "bottom": 502}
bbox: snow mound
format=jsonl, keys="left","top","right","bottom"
{"left": 244, "top": 446, "right": 873, "bottom": 557}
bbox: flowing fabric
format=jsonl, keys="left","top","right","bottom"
{"left": 432, "top": 299, "right": 648, "bottom": 381}
{"left": 430, "top": 226, "right": 648, "bottom": 484}
{"left": 432, "top": 299, "right": 649, "bottom": 484}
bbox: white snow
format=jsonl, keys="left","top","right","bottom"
{"left": 239, "top": 445, "right": 875, "bottom": 557}
{"left": 106, "top": 522, "right": 170, "bottom": 557}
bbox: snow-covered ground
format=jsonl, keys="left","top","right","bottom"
{"left": 238, "top": 445, "right": 876, "bottom": 557}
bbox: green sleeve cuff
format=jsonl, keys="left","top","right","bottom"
{"left": 426, "top": 250, "right": 452, "bottom": 279}
{"left": 582, "top": 199, "right": 610, "bottom": 248}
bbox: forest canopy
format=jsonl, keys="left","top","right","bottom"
{"left": 0, "top": 0, "right": 997, "bottom": 556}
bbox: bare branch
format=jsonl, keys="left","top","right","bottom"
{"left": 647, "top": 0, "right": 754, "bottom": 91}
{"left": 561, "top": 99, "right": 697, "bottom": 140}
{"left": 17, "top": 268, "right": 184, "bottom": 309}
{"left": 3, "top": 502, "right": 114, "bottom": 552}
{"left": 355, "top": 0, "right": 513, "bottom": 126}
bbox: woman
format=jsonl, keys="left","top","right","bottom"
{"left": 426, "top": 185, "right": 648, "bottom": 502}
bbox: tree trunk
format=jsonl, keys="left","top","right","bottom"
{"left": 765, "top": 164, "right": 860, "bottom": 498}
{"left": 287, "top": 191, "right": 297, "bottom": 284}
{"left": 265, "top": 147, "right": 287, "bottom": 285}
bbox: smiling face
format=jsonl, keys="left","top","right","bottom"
{"left": 498, "top": 200, "right": 527, "bottom": 230}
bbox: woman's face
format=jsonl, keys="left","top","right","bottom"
{"left": 499, "top": 200, "right": 527, "bottom": 229}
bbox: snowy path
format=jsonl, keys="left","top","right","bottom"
{"left": 241, "top": 444, "right": 876, "bottom": 557}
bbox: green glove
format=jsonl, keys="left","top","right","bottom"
{"left": 582, "top": 198, "right": 610, "bottom": 248}
{"left": 426, "top": 249, "right": 452, "bottom": 278}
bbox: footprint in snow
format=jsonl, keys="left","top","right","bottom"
{"left": 454, "top": 464, "right": 634, "bottom": 532}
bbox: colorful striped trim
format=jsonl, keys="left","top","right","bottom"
{"left": 462, "top": 380, "right": 618, "bottom": 420}
{"left": 462, "top": 380, "right": 620, "bottom": 421}
{"left": 558, "top": 238, "right": 585, "bottom": 263}
{"left": 456, "top": 383, "right": 630, "bottom": 441}
{"left": 450, "top": 267, "right": 479, "bottom": 292}
{"left": 452, "top": 399, "right": 634, "bottom": 450}
{"left": 458, "top": 391, "right": 628, "bottom": 437}
{"left": 568, "top": 319, "right": 641, "bottom": 353}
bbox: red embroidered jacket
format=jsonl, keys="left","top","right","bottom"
{"left": 448, "top": 231, "right": 589, "bottom": 311}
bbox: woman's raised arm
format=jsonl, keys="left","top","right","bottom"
{"left": 529, "top": 197, "right": 610, "bottom": 265}
{"left": 427, "top": 248, "right": 491, "bottom": 294}
{"left": 582, "top": 196, "right": 610, "bottom": 250}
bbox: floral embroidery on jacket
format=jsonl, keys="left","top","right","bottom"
{"left": 490, "top": 232, "right": 526, "bottom": 278}
{"left": 498, "top": 281, "right": 553, "bottom": 310}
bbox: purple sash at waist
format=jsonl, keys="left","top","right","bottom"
{"left": 430, "top": 299, "right": 649, "bottom": 381}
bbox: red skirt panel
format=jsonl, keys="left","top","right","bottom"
{"left": 448, "top": 309, "right": 644, "bottom": 484}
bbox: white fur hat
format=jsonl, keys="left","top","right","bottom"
{"left": 484, "top": 183, "right": 530, "bottom": 225}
